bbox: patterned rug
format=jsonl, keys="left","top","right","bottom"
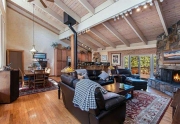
{"left": 124, "top": 90, "right": 171, "bottom": 124}
{"left": 19, "top": 79, "right": 58, "bottom": 96}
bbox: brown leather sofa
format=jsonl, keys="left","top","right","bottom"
{"left": 60, "top": 74, "right": 126, "bottom": 124}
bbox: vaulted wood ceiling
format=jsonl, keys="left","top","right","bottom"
{"left": 7, "top": 0, "right": 180, "bottom": 51}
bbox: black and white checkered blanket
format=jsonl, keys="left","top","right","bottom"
{"left": 73, "top": 79, "right": 107, "bottom": 111}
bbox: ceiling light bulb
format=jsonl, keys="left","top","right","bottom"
{"left": 121, "top": 15, "right": 124, "bottom": 18}
{"left": 136, "top": 7, "right": 141, "bottom": 12}
{"left": 125, "top": 13, "right": 128, "bottom": 16}
{"left": 143, "top": 4, "right": 148, "bottom": 9}
{"left": 114, "top": 18, "right": 116, "bottom": 21}
{"left": 150, "top": 2, "right": 153, "bottom": 6}
{"left": 129, "top": 11, "right": 132, "bottom": 14}
{"left": 117, "top": 16, "right": 120, "bottom": 20}
{"left": 159, "top": 0, "right": 163, "bottom": 2}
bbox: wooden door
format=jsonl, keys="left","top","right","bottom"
{"left": 54, "top": 49, "right": 71, "bottom": 76}
{"left": 6, "top": 49, "right": 24, "bottom": 71}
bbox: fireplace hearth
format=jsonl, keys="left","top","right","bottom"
{"left": 148, "top": 67, "right": 180, "bottom": 96}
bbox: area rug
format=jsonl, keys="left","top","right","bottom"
{"left": 124, "top": 90, "right": 171, "bottom": 124}
{"left": 19, "top": 79, "right": 58, "bottom": 96}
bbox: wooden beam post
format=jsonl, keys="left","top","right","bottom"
{"left": 70, "top": 35, "right": 75, "bottom": 69}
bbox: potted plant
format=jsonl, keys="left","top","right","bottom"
{"left": 51, "top": 42, "right": 59, "bottom": 49}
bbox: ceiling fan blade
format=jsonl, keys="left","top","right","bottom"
{"left": 27, "top": 0, "right": 34, "bottom": 2}
{"left": 40, "top": 0, "right": 47, "bottom": 8}
{"left": 46, "top": 0, "right": 54, "bottom": 2}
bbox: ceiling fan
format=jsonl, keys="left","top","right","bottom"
{"left": 27, "top": 0, "right": 54, "bottom": 8}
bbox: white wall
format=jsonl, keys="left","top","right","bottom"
{"left": 0, "top": 0, "right": 6, "bottom": 69}
{"left": 6, "top": 8, "right": 59, "bottom": 75}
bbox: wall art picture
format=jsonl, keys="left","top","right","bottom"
{"left": 163, "top": 50, "right": 180, "bottom": 64}
{"left": 112, "top": 53, "right": 121, "bottom": 65}
{"left": 101, "top": 55, "right": 107, "bottom": 61}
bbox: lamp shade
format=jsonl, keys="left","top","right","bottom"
{"left": 30, "top": 45, "right": 37, "bottom": 54}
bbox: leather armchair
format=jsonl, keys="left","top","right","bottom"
{"left": 60, "top": 74, "right": 126, "bottom": 124}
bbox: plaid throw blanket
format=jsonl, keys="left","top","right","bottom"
{"left": 73, "top": 79, "right": 107, "bottom": 111}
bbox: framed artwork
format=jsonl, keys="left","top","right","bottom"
{"left": 112, "top": 53, "right": 121, "bottom": 65}
{"left": 163, "top": 49, "right": 180, "bottom": 64}
{"left": 101, "top": 55, "right": 107, "bottom": 61}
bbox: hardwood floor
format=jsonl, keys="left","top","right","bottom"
{"left": 0, "top": 77, "right": 172, "bottom": 124}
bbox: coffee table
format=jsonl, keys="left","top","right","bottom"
{"left": 103, "top": 83, "right": 134, "bottom": 100}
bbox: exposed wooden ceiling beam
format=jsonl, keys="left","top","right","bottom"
{"left": 90, "top": 28, "right": 116, "bottom": 48}
{"left": 78, "top": 37, "right": 97, "bottom": 51}
{"left": 54, "top": 0, "right": 81, "bottom": 23}
{"left": 59, "top": 0, "right": 148, "bottom": 39}
{"left": 82, "top": 34, "right": 105, "bottom": 49}
{"left": 124, "top": 16, "right": 147, "bottom": 45}
{"left": 81, "top": 0, "right": 114, "bottom": 22}
{"left": 9, "top": 0, "right": 64, "bottom": 32}
{"left": 102, "top": 21, "right": 130, "bottom": 47}
{"left": 154, "top": 0, "right": 168, "bottom": 36}
{"left": 7, "top": 1, "right": 60, "bottom": 34}
{"left": 100, "top": 40, "right": 156, "bottom": 52}
{"left": 32, "top": 0, "right": 64, "bottom": 24}
{"left": 77, "top": 0, "right": 95, "bottom": 14}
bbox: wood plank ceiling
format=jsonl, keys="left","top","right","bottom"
{"left": 8, "top": 0, "right": 180, "bottom": 51}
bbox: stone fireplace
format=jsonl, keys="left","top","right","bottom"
{"left": 148, "top": 20, "right": 180, "bottom": 96}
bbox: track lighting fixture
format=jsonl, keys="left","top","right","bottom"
{"left": 136, "top": 7, "right": 141, "bottom": 12}
{"left": 129, "top": 10, "right": 132, "bottom": 14}
{"left": 143, "top": 4, "right": 148, "bottom": 9}
{"left": 149, "top": 2, "right": 153, "bottom": 6}
{"left": 117, "top": 16, "right": 120, "bottom": 20}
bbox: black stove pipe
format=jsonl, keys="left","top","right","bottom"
{"left": 68, "top": 23, "right": 77, "bottom": 69}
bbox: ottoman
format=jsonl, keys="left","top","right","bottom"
{"left": 125, "top": 77, "right": 147, "bottom": 90}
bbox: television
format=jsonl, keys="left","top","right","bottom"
{"left": 33, "top": 53, "right": 46, "bottom": 59}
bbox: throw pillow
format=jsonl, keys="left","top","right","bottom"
{"left": 77, "top": 75, "right": 84, "bottom": 79}
{"left": 98, "top": 71, "right": 109, "bottom": 80}
{"left": 103, "top": 92, "right": 120, "bottom": 100}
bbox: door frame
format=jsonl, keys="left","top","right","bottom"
{"left": 6, "top": 49, "right": 24, "bottom": 71}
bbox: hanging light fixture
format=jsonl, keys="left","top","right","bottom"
{"left": 30, "top": 4, "right": 37, "bottom": 54}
